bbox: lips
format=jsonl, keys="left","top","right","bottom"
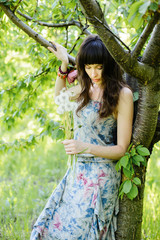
{"left": 92, "top": 79, "right": 100, "bottom": 82}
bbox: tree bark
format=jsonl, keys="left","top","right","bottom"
{"left": 133, "top": 80, "right": 160, "bottom": 147}
{"left": 116, "top": 167, "right": 145, "bottom": 240}
{"left": 142, "top": 23, "right": 160, "bottom": 66}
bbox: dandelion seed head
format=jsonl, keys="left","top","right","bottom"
{"left": 65, "top": 103, "right": 73, "bottom": 112}
{"left": 71, "top": 102, "right": 78, "bottom": 111}
{"left": 55, "top": 95, "right": 61, "bottom": 105}
{"left": 56, "top": 90, "right": 77, "bottom": 114}
{"left": 60, "top": 87, "right": 67, "bottom": 93}
{"left": 57, "top": 105, "right": 65, "bottom": 115}
{"left": 60, "top": 93, "right": 70, "bottom": 103}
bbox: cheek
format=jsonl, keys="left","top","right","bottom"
{"left": 99, "top": 70, "right": 102, "bottom": 78}
{"left": 85, "top": 69, "right": 90, "bottom": 76}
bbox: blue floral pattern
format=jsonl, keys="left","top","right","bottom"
{"left": 30, "top": 100, "right": 121, "bottom": 240}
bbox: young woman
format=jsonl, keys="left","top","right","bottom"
{"left": 30, "top": 35, "right": 133, "bottom": 240}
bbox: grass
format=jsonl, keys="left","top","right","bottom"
{"left": 142, "top": 142, "right": 160, "bottom": 240}
{"left": 0, "top": 138, "right": 67, "bottom": 240}
{"left": 0, "top": 139, "right": 160, "bottom": 239}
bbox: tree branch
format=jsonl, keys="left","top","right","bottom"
{"left": 142, "top": 23, "right": 160, "bottom": 66}
{"left": 132, "top": 11, "right": 160, "bottom": 60}
{"left": 12, "top": 0, "right": 22, "bottom": 13}
{"left": 0, "top": 3, "right": 75, "bottom": 64}
{"left": 94, "top": 16, "right": 131, "bottom": 52}
{"left": 17, "top": 10, "right": 91, "bottom": 36}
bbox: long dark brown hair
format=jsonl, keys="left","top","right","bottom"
{"left": 76, "top": 34, "right": 127, "bottom": 118}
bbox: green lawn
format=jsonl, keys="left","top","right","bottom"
{"left": 0, "top": 139, "right": 160, "bottom": 239}
{"left": 142, "top": 142, "right": 160, "bottom": 240}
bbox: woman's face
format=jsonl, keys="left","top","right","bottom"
{"left": 85, "top": 64, "right": 103, "bottom": 86}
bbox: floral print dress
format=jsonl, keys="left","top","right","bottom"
{"left": 30, "top": 100, "right": 121, "bottom": 240}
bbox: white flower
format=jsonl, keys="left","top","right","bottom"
{"left": 60, "top": 87, "right": 67, "bottom": 93}
{"left": 55, "top": 95, "right": 61, "bottom": 105}
{"left": 60, "top": 92, "right": 70, "bottom": 103}
{"left": 55, "top": 92, "right": 70, "bottom": 106}
{"left": 65, "top": 102, "right": 73, "bottom": 112}
{"left": 55, "top": 89, "right": 78, "bottom": 114}
{"left": 71, "top": 102, "right": 78, "bottom": 111}
{"left": 57, "top": 105, "right": 65, "bottom": 115}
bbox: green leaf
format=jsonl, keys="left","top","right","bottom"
{"left": 136, "top": 147, "right": 150, "bottom": 156}
{"left": 127, "top": 184, "right": 138, "bottom": 200}
{"left": 52, "top": 1, "right": 58, "bottom": 9}
{"left": 127, "top": 142, "right": 133, "bottom": 151}
{"left": 123, "top": 168, "right": 132, "bottom": 179}
{"left": 120, "top": 155, "right": 129, "bottom": 168}
{"left": 123, "top": 180, "right": 132, "bottom": 194}
{"left": 131, "top": 148, "right": 136, "bottom": 156}
{"left": 132, "top": 157, "right": 140, "bottom": 166}
{"left": 149, "top": 2, "right": 158, "bottom": 11}
{"left": 51, "top": 128, "right": 65, "bottom": 140}
{"left": 125, "top": 152, "right": 130, "bottom": 157}
{"left": 139, "top": 1, "right": 151, "bottom": 15}
{"left": 132, "top": 155, "right": 144, "bottom": 166}
{"left": 115, "top": 160, "right": 121, "bottom": 171}
{"left": 119, "top": 181, "right": 125, "bottom": 193}
{"left": 119, "top": 186, "right": 124, "bottom": 198}
{"left": 123, "top": 168, "right": 133, "bottom": 179}
{"left": 141, "top": 158, "right": 147, "bottom": 167}
{"left": 136, "top": 145, "right": 143, "bottom": 149}
{"left": 134, "top": 16, "right": 143, "bottom": 29}
{"left": 128, "top": 1, "right": 144, "bottom": 21}
{"left": 27, "top": 134, "right": 34, "bottom": 143}
{"left": 133, "top": 177, "right": 141, "bottom": 185}
{"left": 133, "top": 91, "right": 139, "bottom": 102}
{"left": 133, "top": 155, "right": 144, "bottom": 162}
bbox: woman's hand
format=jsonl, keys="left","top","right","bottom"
{"left": 62, "top": 139, "right": 88, "bottom": 155}
{"left": 48, "top": 42, "right": 69, "bottom": 68}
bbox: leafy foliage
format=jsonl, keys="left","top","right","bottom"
{"left": 116, "top": 144, "right": 150, "bottom": 200}
{"left": 0, "top": 0, "right": 159, "bottom": 153}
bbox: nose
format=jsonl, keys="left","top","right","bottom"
{"left": 91, "top": 69, "right": 97, "bottom": 78}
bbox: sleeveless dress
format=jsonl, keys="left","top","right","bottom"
{"left": 30, "top": 100, "right": 121, "bottom": 240}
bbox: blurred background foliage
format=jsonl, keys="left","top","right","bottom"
{"left": 0, "top": 0, "right": 160, "bottom": 239}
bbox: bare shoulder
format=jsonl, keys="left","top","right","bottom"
{"left": 119, "top": 87, "right": 133, "bottom": 102}
{"left": 117, "top": 87, "right": 133, "bottom": 112}
{"left": 67, "top": 84, "right": 81, "bottom": 100}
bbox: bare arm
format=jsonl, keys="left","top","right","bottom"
{"left": 48, "top": 42, "right": 68, "bottom": 97}
{"left": 48, "top": 42, "right": 81, "bottom": 99}
{"left": 62, "top": 87, "right": 133, "bottom": 160}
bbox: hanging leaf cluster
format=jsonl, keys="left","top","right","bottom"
{"left": 115, "top": 144, "right": 150, "bottom": 200}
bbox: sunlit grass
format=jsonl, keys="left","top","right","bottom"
{"left": 142, "top": 141, "right": 160, "bottom": 240}
{"left": 0, "top": 139, "right": 67, "bottom": 239}
{"left": 0, "top": 140, "right": 159, "bottom": 239}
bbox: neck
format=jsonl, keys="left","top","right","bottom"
{"left": 90, "top": 84, "right": 103, "bottom": 101}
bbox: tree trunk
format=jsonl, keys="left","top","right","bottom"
{"left": 116, "top": 167, "right": 145, "bottom": 240}
{"left": 133, "top": 80, "right": 160, "bottom": 147}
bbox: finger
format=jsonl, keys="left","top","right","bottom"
{"left": 65, "top": 152, "right": 72, "bottom": 155}
{"left": 49, "top": 41, "right": 57, "bottom": 51}
{"left": 47, "top": 47, "right": 55, "bottom": 54}
{"left": 50, "top": 41, "right": 59, "bottom": 46}
{"left": 62, "top": 139, "right": 71, "bottom": 145}
{"left": 47, "top": 47, "right": 52, "bottom": 51}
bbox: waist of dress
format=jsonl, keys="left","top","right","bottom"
{"left": 77, "top": 154, "right": 114, "bottom": 163}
